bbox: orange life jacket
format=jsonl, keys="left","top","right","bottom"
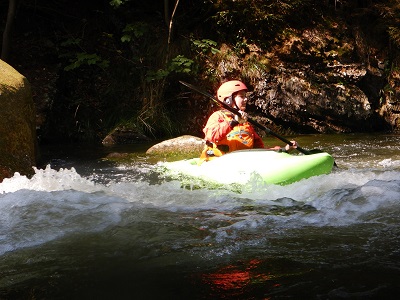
{"left": 199, "top": 111, "right": 257, "bottom": 163}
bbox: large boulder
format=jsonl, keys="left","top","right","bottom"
{"left": 0, "top": 60, "right": 37, "bottom": 182}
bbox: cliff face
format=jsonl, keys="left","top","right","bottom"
{"left": 259, "top": 25, "right": 389, "bottom": 133}
{"left": 0, "top": 60, "right": 37, "bottom": 182}
{"left": 207, "top": 12, "right": 397, "bottom": 135}
{"left": 379, "top": 57, "right": 400, "bottom": 132}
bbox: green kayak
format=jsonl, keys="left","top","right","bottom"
{"left": 161, "top": 149, "right": 335, "bottom": 186}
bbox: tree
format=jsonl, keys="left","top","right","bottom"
{"left": 1, "top": 0, "right": 19, "bottom": 62}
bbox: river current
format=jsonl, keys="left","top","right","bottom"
{"left": 1, "top": 134, "right": 400, "bottom": 299}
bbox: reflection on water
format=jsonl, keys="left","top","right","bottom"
{"left": 200, "top": 259, "right": 276, "bottom": 298}
{"left": 1, "top": 134, "right": 400, "bottom": 299}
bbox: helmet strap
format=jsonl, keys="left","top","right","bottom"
{"left": 231, "top": 92, "right": 240, "bottom": 110}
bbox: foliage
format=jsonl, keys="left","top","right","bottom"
{"left": 59, "top": 37, "right": 109, "bottom": 71}
{"left": 62, "top": 53, "right": 109, "bottom": 71}
{"left": 191, "top": 39, "right": 220, "bottom": 55}
{"left": 109, "top": 0, "right": 130, "bottom": 8}
{"left": 121, "top": 22, "right": 150, "bottom": 42}
{"left": 146, "top": 55, "right": 195, "bottom": 81}
{"left": 371, "top": 1, "right": 400, "bottom": 48}
{"left": 144, "top": 39, "right": 219, "bottom": 81}
{"left": 7, "top": 0, "right": 400, "bottom": 142}
{"left": 209, "top": 0, "right": 316, "bottom": 51}
{"left": 389, "top": 26, "right": 400, "bottom": 48}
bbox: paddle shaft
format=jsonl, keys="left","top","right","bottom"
{"left": 179, "top": 81, "right": 312, "bottom": 155}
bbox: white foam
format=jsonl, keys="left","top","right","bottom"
{"left": 0, "top": 165, "right": 99, "bottom": 194}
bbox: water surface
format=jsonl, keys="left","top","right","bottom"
{"left": 1, "top": 134, "right": 400, "bottom": 299}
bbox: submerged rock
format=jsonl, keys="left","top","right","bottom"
{"left": 102, "top": 125, "right": 151, "bottom": 146}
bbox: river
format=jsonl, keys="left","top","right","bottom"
{"left": 1, "top": 133, "right": 400, "bottom": 299}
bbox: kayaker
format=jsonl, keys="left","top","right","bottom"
{"left": 200, "top": 80, "right": 298, "bottom": 162}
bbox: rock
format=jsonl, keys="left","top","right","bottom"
{"left": 0, "top": 60, "right": 37, "bottom": 182}
{"left": 379, "top": 63, "right": 400, "bottom": 132}
{"left": 146, "top": 135, "right": 204, "bottom": 158}
{"left": 102, "top": 125, "right": 151, "bottom": 146}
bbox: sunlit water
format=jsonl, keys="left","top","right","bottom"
{"left": 1, "top": 134, "right": 400, "bottom": 299}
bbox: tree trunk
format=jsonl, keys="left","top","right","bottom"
{"left": 166, "top": 0, "right": 179, "bottom": 62}
{"left": 1, "top": 0, "right": 19, "bottom": 62}
{"left": 164, "top": 0, "right": 170, "bottom": 27}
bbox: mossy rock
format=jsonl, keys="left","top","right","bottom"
{"left": 102, "top": 125, "right": 151, "bottom": 146}
{"left": 146, "top": 135, "right": 204, "bottom": 160}
{"left": 0, "top": 60, "right": 37, "bottom": 182}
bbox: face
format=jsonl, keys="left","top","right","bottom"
{"left": 234, "top": 91, "right": 248, "bottom": 111}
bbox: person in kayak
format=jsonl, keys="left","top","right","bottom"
{"left": 200, "top": 80, "right": 298, "bottom": 162}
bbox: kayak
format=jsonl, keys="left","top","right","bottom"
{"left": 160, "top": 149, "right": 334, "bottom": 186}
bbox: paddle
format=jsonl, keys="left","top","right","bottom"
{"left": 179, "top": 80, "right": 317, "bottom": 155}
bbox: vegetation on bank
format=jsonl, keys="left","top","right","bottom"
{"left": 1, "top": 0, "right": 399, "bottom": 143}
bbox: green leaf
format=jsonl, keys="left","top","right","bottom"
{"left": 121, "top": 35, "right": 132, "bottom": 42}
{"left": 63, "top": 52, "right": 109, "bottom": 71}
{"left": 61, "top": 38, "right": 81, "bottom": 47}
{"left": 109, "top": 0, "right": 128, "bottom": 8}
